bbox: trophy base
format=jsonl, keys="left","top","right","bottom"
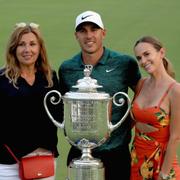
{"left": 67, "top": 158, "right": 105, "bottom": 180}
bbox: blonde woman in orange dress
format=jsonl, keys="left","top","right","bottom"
{"left": 130, "top": 36, "right": 180, "bottom": 180}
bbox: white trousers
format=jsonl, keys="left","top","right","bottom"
{"left": 0, "top": 163, "right": 20, "bottom": 180}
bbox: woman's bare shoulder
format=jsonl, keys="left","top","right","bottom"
{"left": 170, "top": 82, "right": 180, "bottom": 98}
{"left": 134, "top": 77, "right": 147, "bottom": 93}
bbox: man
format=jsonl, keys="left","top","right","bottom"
{"left": 58, "top": 10, "right": 141, "bottom": 180}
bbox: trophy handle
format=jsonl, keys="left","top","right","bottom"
{"left": 43, "top": 90, "right": 64, "bottom": 129}
{"left": 108, "top": 92, "right": 131, "bottom": 132}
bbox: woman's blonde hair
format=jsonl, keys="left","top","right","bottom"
{"left": 2, "top": 23, "right": 53, "bottom": 88}
{"left": 134, "top": 36, "right": 175, "bottom": 79}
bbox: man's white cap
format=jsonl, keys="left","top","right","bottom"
{"left": 75, "top": 10, "right": 104, "bottom": 30}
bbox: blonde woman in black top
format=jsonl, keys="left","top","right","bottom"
{"left": 0, "top": 23, "right": 62, "bottom": 180}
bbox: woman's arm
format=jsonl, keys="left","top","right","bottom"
{"left": 158, "top": 83, "right": 180, "bottom": 179}
{"left": 130, "top": 77, "right": 146, "bottom": 129}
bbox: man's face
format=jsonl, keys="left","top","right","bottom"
{"left": 75, "top": 22, "right": 106, "bottom": 54}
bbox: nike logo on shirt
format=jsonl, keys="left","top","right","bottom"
{"left": 106, "top": 68, "right": 115, "bottom": 73}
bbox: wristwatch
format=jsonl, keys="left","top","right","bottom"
{"left": 159, "top": 171, "right": 169, "bottom": 180}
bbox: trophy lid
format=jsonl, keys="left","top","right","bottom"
{"left": 63, "top": 65, "right": 110, "bottom": 100}
{"left": 72, "top": 65, "right": 102, "bottom": 92}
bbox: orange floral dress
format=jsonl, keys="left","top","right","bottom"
{"left": 130, "top": 80, "right": 180, "bottom": 180}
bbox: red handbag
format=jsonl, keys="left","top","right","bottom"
{"left": 4, "top": 144, "right": 55, "bottom": 180}
{"left": 19, "top": 155, "right": 54, "bottom": 179}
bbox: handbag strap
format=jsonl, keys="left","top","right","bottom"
{"left": 4, "top": 144, "right": 20, "bottom": 163}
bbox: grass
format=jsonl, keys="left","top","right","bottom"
{"left": 0, "top": 0, "right": 180, "bottom": 179}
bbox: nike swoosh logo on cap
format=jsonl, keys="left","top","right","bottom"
{"left": 81, "top": 15, "right": 93, "bottom": 20}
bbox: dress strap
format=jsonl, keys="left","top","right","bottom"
{"left": 158, "top": 82, "right": 176, "bottom": 107}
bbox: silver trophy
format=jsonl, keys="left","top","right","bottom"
{"left": 44, "top": 65, "right": 131, "bottom": 180}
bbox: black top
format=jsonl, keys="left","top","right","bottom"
{"left": 0, "top": 69, "right": 63, "bottom": 164}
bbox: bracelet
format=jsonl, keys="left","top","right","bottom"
{"left": 159, "top": 171, "right": 169, "bottom": 180}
